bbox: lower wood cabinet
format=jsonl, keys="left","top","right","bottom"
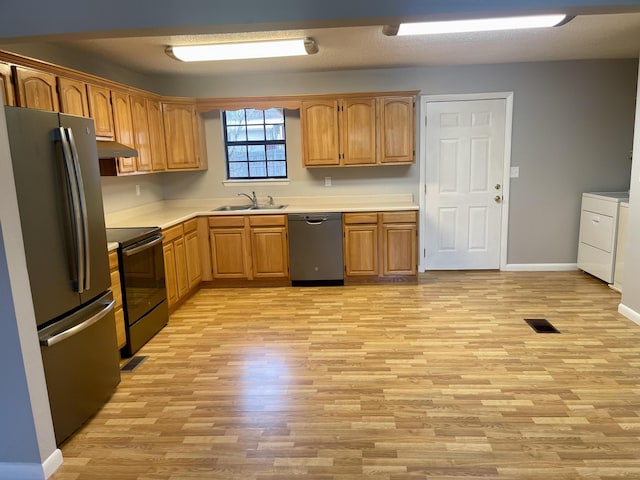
{"left": 163, "top": 220, "right": 201, "bottom": 308}
{"left": 108, "top": 250, "right": 127, "bottom": 350}
{"left": 209, "top": 215, "right": 289, "bottom": 282}
{"left": 343, "top": 210, "right": 417, "bottom": 283}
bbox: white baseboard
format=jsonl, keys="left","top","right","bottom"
{"left": 503, "top": 263, "right": 579, "bottom": 272}
{"left": 43, "top": 450, "right": 63, "bottom": 479}
{"left": 619, "top": 303, "right": 640, "bottom": 326}
{"left": 0, "top": 449, "right": 63, "bottom": 480}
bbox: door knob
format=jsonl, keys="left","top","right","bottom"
{"left": 494, "top": 195, "right": 502, "bottom": 203}
{"left": 495, "top": 184, "right": 501, "bottom": 190}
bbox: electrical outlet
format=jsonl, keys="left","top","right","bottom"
{"left": 135, "top": 184, "right": 141, "bottom": 196}
{"left": 324, "top": 176, "right": 332, "bottom": 187}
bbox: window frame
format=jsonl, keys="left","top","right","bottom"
{"left": 222, "top": 108, "right": 288, "bottom": 180}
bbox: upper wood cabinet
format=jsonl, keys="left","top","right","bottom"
{"left": 57, "top": 77, "right": 89, "bottom": 117}
{"left": 0, "top": 62, "right": 15, "bottom": 106}
{"left": 130, "top": 95, "right": 152, "bottom": 173}
{"left": 13, "top": 66, "right": 59, "bottom": 112}
{"left": 301, "top": 99, "right": 340, "bottom": 166}
{"left": 302, "top": 94, "right": 415, "bottom": 167}
{"left": 378, "top": 96, "right": 415, "bottom": 164}
{"left": 146, "top": 98, "right": 168, "bottom": 172}
{"left": 162, "top": 101, "right": 200, "bottom": 170}
{"left": 342, "top": 97, "right": 377, "bottom": 166}
{"left": 87, "top": 84, "right": 114, "bottom": 139}
{"left": 111, "top": 90, "right": 136, "bottom": 174}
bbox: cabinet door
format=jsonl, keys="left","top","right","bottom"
{"left": 185, "top": 229, "right": 202, "bottom": 288}
{"left": 130, "top": 95, "right": 152, "bottom": 172}
{"left": 301, "top": 99, "right": 340, "bottom": 166}
{"left": 250, "top": 226, "right": 289, "bottom": 278}
{"left": 163, "top": 242, "right": 178, "bottom": 307}
{"left": 13, "top": 66, "right": 59, "bottom": 111}
{"left": 57, "top": 77, "right": 89, "bottom": 117}
{"left": 378, "top": 96, "right": 414, "bottom": 164}
{"left": 0, "top": 62, "right": 15, "bottom": 106}
{"left": 382, "top": 223, "right": 417, "bottom": 275}
{"left": 146, "top": 98, "right": 167, "bottom": 171}
{"left": 209, "top": 228, "right": 250, "bottom": 279}
{"left": 111, "top": 90, "right": 136, "bottom": 174}
{"left": 162, "top": 102, "right": 199, "bottom": 170}
{"left": 174, "top": 237, "right": 189, "bottom": 299}
{"left": 344, "top": 224, "right": 378, "bottom": 276}
{"left": 87, "top": 84, "right": 114, "bottom": 139}
{"left": 341, "top": 98, "right": 377, "bottom": 165}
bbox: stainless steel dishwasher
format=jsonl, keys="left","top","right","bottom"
{"left": 288, "top": 212, "right": 344, "bottom": 286}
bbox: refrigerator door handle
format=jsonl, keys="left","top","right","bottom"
{"left": 40, "top": 300, "right": 116, "bottom": 347}
{"left": 57, "top": 127, "right": 85, "bottom": 293}
{"left": 66, "top": 127, "right": 91, "bottom": 292}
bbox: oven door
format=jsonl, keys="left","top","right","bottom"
{"left": 120, "top": 234, "right": 166, "bottom": 326}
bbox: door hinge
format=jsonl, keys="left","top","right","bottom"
{"left": 424, "top": 248, "right": 426, "bottom": 256}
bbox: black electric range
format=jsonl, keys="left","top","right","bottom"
{"left": 106, "top": 226, "right": 168, "bottom": 356}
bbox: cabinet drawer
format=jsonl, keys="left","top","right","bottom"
{"left": 381, "top": 211, "right": 417, "bottom": 224}
{"left": 163, "top": 223, "right": 184, "bottom": 243}
{"left": 108, "top": 251, "right": 119, "bottom": 271}
{"left": 582, "top": 196, "right": 618, "bottom": 216}
{"left": 183, "top": 218, "right": 198, "bottom": 233}
{"left": 209, "top": 216, "right": 245, "bottom": 228}
{"left": 577, "top": 242, "right": 613, "bottom": 283}
{"left": 344, "top": 212, "right": 378, "bottom": 224}
{"left": 249, "top": 215, "right": 286, "bottom": 227}
{"left": 580, "top": 210, "right": 614, "bottom": 252}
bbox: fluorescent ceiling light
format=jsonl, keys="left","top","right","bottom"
{"left": 387, "top": 14, "right": 569, "bottom": 36}
{"left": 167, "top": 38, "right": 318, "bottom": 62}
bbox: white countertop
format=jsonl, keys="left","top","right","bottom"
{"left": 584, "top": 191, "right": 630, "bottom": 202}
{"left": 105, "top": 194, "right": 418, "bottom": 230}
{"left": 107, "top": 242, "right": 119, "bottom": 252}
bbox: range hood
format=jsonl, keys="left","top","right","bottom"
{"left": 96, "top": 140, "right": 138, "bottom": 159}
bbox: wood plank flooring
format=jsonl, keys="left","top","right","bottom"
{"left": 51, "top": 271, "right": 640, "bottom": 480}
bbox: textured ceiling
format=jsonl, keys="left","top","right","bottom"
{"left": 49, "top": 13, "right": 640, "bottom": 77}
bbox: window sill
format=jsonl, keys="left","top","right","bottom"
{"left": 223, "top": 178, "right": 290, "bottom": 187}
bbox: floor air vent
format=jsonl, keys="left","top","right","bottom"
{"left": 121, "top": 355, "right": 148, "bottom": 372}
{"left": 525, "top": 318, "right": 560, "bottom": 334}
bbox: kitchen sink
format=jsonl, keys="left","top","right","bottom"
{"left": 212, "top": 204, "right": 287, "bottom": 211}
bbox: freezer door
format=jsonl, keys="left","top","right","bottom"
{"left": 39, "top": 291, "right": 120, "bottom": 445}
{"left": 59, "top": 113, "right": 110, "bottom": 304}
{"left": 5, "top": 107, "right": 83, "bottom": 325}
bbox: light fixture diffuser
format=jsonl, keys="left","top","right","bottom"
{"left": 384, "top": 14, "right": 569, "bottom": 36}
{"left": 166, "top": 38, "right": 318, "bottom": 62}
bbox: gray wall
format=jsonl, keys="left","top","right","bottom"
{"left": 0, "top": 97, "right": 58, "bottom": 472}
{"left": 157, "top": 59, "right": 637, "bottom": 265}
{"left": 621, "top": 59, "right": 640, "bottom": 315}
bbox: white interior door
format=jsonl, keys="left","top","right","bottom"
{"left": 425, "top": 99, "right": 506, "bottom": 270}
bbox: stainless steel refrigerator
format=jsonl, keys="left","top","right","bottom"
{"left": 5, "top": 106, "right": 121, "bottom": 445}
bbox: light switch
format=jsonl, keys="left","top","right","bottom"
{"left": 510, "top": 166, "right": 520, "bottom": 178}
{"left": 325, "top": 176, "right": 332, "bottom": 187}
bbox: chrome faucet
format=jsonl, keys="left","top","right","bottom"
{"left": 238, "top": 191, "right": 258, "bottom": 206}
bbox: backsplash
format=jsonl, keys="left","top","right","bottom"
{"left": 100, "top": 175, "right": 164, "bottom": 214}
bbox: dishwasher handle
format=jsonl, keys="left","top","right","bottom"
{"left": 305, "top": 217, "right": 329, "bottom": 225}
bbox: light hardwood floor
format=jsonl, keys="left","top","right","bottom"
{"left": 51, "top": 271, "right": 640, "bottom": 480}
